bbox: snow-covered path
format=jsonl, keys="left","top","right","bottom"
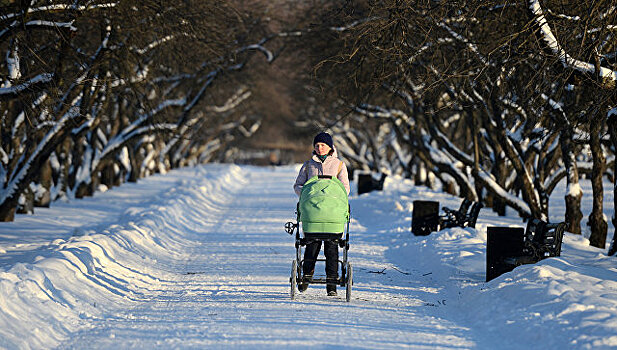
{"left": 3, "top": 164, "right": 617, "bottom": 349}
{"left": 55, "top": 166, "right": 473, "bottom": 349}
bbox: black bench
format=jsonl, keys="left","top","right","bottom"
{"left": 440, "top": 198, "right": 483, "bottom": 229}
{"left": 486, "top": 219, "right": 566, "bottom": 281}
{"left": 357, "top": 173, "right": 387, "bottom": 195}
{"left": 507, "top": 219, "right": 566, "bottom": 265}
{"left": 411, "top": 198, "right": 483, "bottom": 236}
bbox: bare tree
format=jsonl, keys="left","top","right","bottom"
{"left": 304, "top": 0, "right": 617, "bottom": 252}
{"left": 0, "top": 0, "right": 277, "bottom": 221}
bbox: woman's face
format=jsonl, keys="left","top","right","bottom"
{"left": 314, "top": 142, "right": 332, "bottom": 156}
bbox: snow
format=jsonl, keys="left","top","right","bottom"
{"left": 567, "top": 182, "right": 583, "bottom": 197}
{"left": 0, "top": 73, "right": 53, "bottom": 97}
{"left": 0, "top": 4, "right": 118, "bottom": 21}
{"left": 25, "top": 20, "right": 77, "bottom": 32}
{"left": 137, "top": 35, "right": 175, "bottom": 55}
{"left": 6, "top": 44, "right": 20, "bottom": 81}
{"left": 12, "top": 112, "right": 24, "bottom": 137}
{"left": 0, "top": 164, "right": 616, "bottom": 349}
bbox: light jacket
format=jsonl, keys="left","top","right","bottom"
{"left": 294, "top": 148, "right": 350, "bottom": 196}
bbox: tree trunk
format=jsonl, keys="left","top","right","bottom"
{"left": 414, "top": 161, "right": 428, "bottom": 187}
{"left": 0, "top": 205, "right": 16, "bottom": 222}
{"left": 75, "top": 182, "right": 92, "bottom": 199}
{"left": 607, "top": 114, "right": 617, "bottom": 255}
{"left": 91, "top": 171, "right": 101, "bottom": 194}
{"left": 57, "top": 139, "right": 72, "bottom": 199}
{"left": 492, "top": 158, "right": 508, "bottom": 216}
{"left": 560, "top": 128, "right": 583, "bottom": 234}
{"left": 127, "top": 141, "right": 141, "bottom": 183}
{"left": 609, "top": 236, "right": 617, "bottom": 256}
{"left": 588, "top": 116, "right": 608, "bottom": 249}
{"left": 444, "top": 180, "right": 457, "bottom": 196}
{"left": 100, "top": 163, "right": 117, "bottom": 188}
{"left": 16, "top": 187, "right": 34, "bottom": 214}
{"left": 35, "top": 160, "right": 52, "bottom": 207}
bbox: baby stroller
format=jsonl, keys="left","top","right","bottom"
{"left": 285, "top": 175, "right": 353, "bottom": 302}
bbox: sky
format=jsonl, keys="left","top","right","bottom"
{"left": 0, "top": 164, "right": 616, "bottom": 349}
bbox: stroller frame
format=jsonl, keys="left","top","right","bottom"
{"left": 285, "top": 203, "right": 353, "bottom": 302}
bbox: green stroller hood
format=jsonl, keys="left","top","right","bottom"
{"left": 299, "top": 175, "right": 349, "bottom": 233}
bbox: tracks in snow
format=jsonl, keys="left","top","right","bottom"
{"left": 57, "top": 166, "right": 475, "bottom": 349}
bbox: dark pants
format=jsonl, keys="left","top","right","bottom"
{"left": 302, "top": 239, "right": 339, "bottom": 280}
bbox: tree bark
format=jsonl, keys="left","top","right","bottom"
{"left": 588, "top": 116, "right": 608, "bottom": 249}
{"left": 100, "top": 163, "right": 118, "bottom": 188}
{"left": 491, "top": 150, "right": 508, "bottom": 216}
{"left": 127, "top": 141, "right": 141, "bottom": 183}
{"left": 0, "top": 207, "right": 16, "bottom": 222}
{"left": 35, "top": 159, "right": 52, "bottom": 207}
{"left": 16, "top": 187, "right": 34, "bottom": 214}
{"left": 606, "top": 114, "right": 617, "bottom": 255}
{"left": 560, "top": 128, "right": 583, "bottom": 234}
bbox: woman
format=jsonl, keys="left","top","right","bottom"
{"left": 293, "top": 132, "right": 350, "bottom": 296}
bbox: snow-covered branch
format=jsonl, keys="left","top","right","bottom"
{"left": 529, "top": 0, "right": 617, "bottom": 84}
{"left": 99, "top": 99, "right": 185, "bottom": 162}
{"left": 330, "top": 16, "right": 380, "bottom": 32}
{"left": 206, "top": 88, "right": 252, "bottom": 113}
{"left": 0, "top": 20, "right": 77, "bottom": 41}
{"left": 0, "top": 105, "right": 85, "bottom": 203}
{"left": 474, "top": 169, "right": 532, "bottom": 217}
{"left": 0, "top": 73, "right": 54, "bottom": 99}
{"left": 136, "top": 35, "right": 175, "bottom": 55}
{"left": 238, "top": 43, "right": 275, "bottom": 63}
{"left": 0, "top": 3, "right": 117, "bottom": 21}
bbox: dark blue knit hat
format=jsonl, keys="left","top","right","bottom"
{"left": 313, "top": 132, "right": 333, "bottom": 149}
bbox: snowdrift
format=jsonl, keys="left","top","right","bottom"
{"left": 0, "top": 165, "right": 245, "bottom": 349}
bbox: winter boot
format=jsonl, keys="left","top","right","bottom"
{"left": 298, "top": 274, "right": 312, "bottom": 292}
{"left": 326, "top": 284, "right": 337, "bottom": 296}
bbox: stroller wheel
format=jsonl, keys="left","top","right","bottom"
{"left": 290, "top": 259, "right": 297, "bottom": 300}
{"left": 346, "top": 262, "right": 353, "bottom": 302}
